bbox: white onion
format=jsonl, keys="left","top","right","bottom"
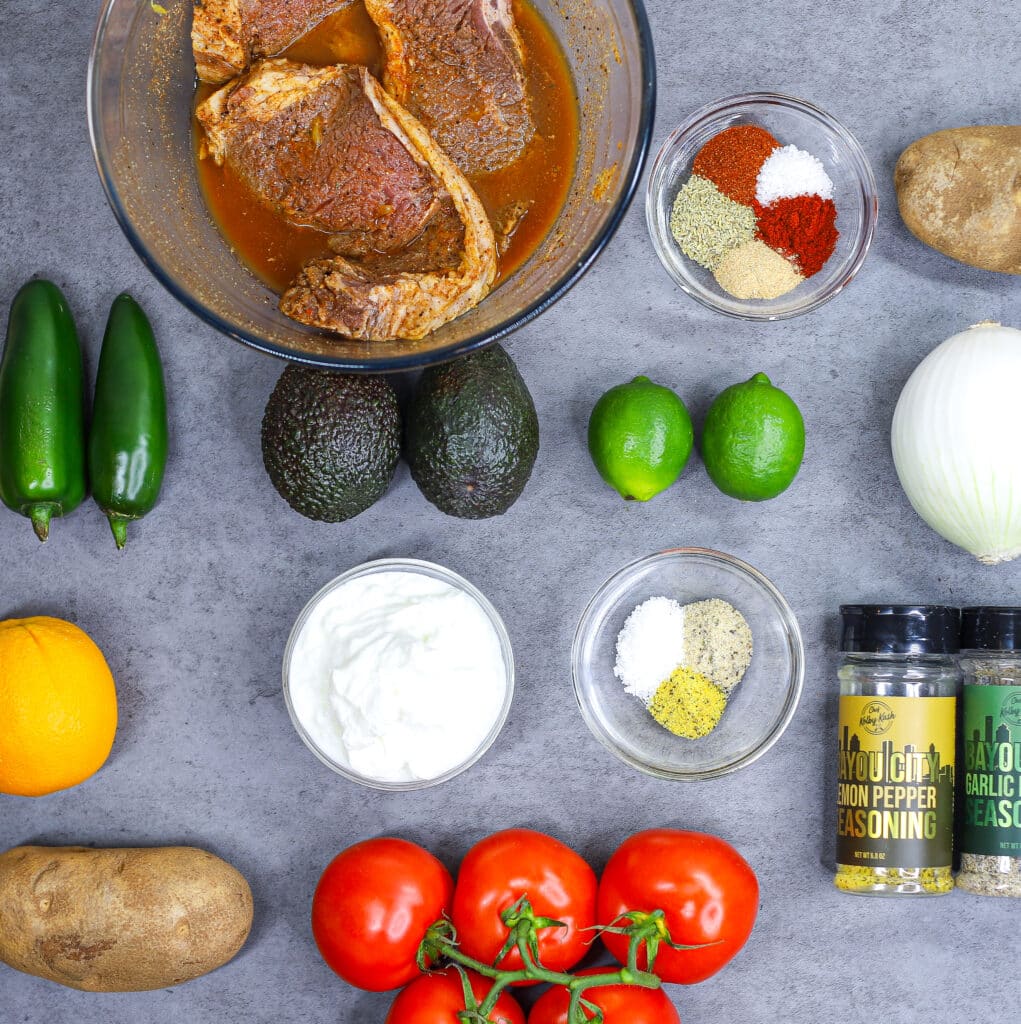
{"left": 892, "top": 321, "right": 1021, "bottom": 565}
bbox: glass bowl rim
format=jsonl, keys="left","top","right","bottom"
{"left": 282, "top": 557, "right": 515, "bottom": 791}
{"left": 85, "top": 0, "right": 658, "bottom": 372}
{"left": 571, "top": 545, "right": 806, "bottom": 781}
{"left": 645, "top": 90, "right": 879, "bottom": 322}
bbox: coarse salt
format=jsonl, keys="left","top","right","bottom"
{"left": 755, "top": 144, "right": 834, "bottom": 205}
{"left": 613, "top": 597, "right": 687, "bottom": 702}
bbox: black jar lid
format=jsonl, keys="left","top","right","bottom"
{"left": 961, "top": 607, "right": 1021, "bottom": 651}
{"left": 840, "top": 605, "right": 961, "bottom": 655}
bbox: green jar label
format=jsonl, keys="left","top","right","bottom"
{"left": 963, "top": 686, "right": 1021, "bottom": 856}
{"left": 835, "top": 696, "right": 955, "bottom": 869}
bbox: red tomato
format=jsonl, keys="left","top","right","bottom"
{"left": 385, "top": 968, "right": 525, "bottom": 1024}
{"left": 596, "top": 829, "right": 758, "bottom": 984}
{"left": 452, "top": 829, "right": 597, "bottom": 976}
{"left": 312, "top": 837, "right": 454, "bottom": 991}
{"left": 527, "top": 967, "right": 680, "bottom": 1024}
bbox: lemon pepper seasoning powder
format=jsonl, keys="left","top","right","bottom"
{"left": 649, "top": 667, "right": 727, "bottom": 738}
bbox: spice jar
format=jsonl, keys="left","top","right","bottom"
{"left": 957, "top": 607, "right": 1021, "bottom": 898}
{"left": 834, "top": 605, "right": 960, "bottom": 896}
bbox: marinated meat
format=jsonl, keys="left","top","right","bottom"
{"left": 197, "top": 60, "right": 444, "bottom": 256}
{"left": 363, "top": 0, "right": 535, "bottom": 175}
{"left": 197, "top": 59, "right": 496, "bottom": 340}
{"left": 192, "top": 0, "right": 356, "bottom": 84}
{"left": 280, "top": 80, "right": 497, "bottom": 340}
{"left": 494, "top": 200, "right": 532, "bottom": 255}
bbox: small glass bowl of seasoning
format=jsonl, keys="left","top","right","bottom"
{"left": 646, "top": 92, "right": 877, "bottom": 320}
{"left": 572, "top": 547, "right": 804, "bottom": 780}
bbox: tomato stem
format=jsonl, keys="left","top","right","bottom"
{"left": 451, "top": 964, "right": 484, "bottom": 1022}
{"left": 567, "top": 988, "right": 602, "bottom": 1023}
{"left": 598, "top": 908, "right": 715, "bottom": 975}
{"left": 420, "top": 921, "right": 662, "bottom": 1023}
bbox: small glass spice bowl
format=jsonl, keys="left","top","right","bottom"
{"left": 646, "top": 92, "right": 878, "bottom": 320}
{"left": 572, "top": 548, "right": 804, "bottom": 780}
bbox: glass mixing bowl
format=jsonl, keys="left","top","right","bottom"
{"left": 646, "top": 92, "right": 877, "bottom": 320}
{"left": 87, "top": 0, "right": 655, "bottom": 370}
{"left": 572, "top": 548, "right": 804, "bottom": 780}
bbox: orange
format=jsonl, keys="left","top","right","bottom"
{"left": 0, "top": 616, "right": 118, "bottom": 797}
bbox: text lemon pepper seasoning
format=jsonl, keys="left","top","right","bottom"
{"left": 834, "top": 605, "right": 959, "bottom": 896}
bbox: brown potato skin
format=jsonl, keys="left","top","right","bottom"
{"left": 895, "top": 126, "right": 1021, "bottom": 274}
{"left": 0, "top": 845, "right": 253, "bottom": 992}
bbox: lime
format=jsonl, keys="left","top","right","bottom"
{"left": 701, "top": 372, "right": 805, "bottom": 501}
{"left": 588, "top": 376, "right": 694, "bottom": 501}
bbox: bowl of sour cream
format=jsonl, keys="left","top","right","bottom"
{"left": 283, "top": 558, "right": 514, "bottom": 790}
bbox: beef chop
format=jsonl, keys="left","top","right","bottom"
{"left": 197, "top": 60, "right": 497, "bottom": 340}
{"left": 197, "top": 59, "right": 444, "bottom": 256}
{"left": 280, "top": 77, "right": 497, "bottom": 340}
{"left": 363, "top": 0, "right": 535, "bottom": 175}
{"left": 193, "top": 0, "right": 356, "bottom": 84}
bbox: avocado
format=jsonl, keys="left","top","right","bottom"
{"left": 406, "top": 345, "right": 539, "bottom": 519}
{"left": 261, "top": 365, "right": 400, "bottom": 522}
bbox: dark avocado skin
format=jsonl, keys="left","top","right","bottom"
{"left": 261, "top": 366, "right": 401, "bottom": 523}
{"left": 405, "top": 345, "right": 539, "bottom": 519}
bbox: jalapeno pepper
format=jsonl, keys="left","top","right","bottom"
{"left": 88, "top": 294, "right": 168, "bottom": 549}
{"left": 0, "top": 279, "right": 86, "bottom": 542}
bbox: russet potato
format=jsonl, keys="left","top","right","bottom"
{"left": 0, "top": 845, "right": 253, "bottom": 991}
{"left": 895, "top": 126, "right": 1021, "bottom": 274}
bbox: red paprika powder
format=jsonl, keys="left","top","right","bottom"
{"left": 756, "top": 195, "right": 838, "bottom": 278}
{"left": 692, "top": 125, "right": 779, "bottom": 206}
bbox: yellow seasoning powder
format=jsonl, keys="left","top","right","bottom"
{"left": 833, "top": 865, "right": 954, "bottom": 895}
{"left": 649, "top": 667, "right": 727, "bottom": 739}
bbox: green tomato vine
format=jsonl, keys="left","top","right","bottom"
{"left": 416, "top": 896, "right": 710, "bottom": 1023}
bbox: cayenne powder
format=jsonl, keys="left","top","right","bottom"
{"left": 756, "top": 194, "right": 838, "bottom": 278}
{"left": 692, "top": 125, "right": 780, "bottom": 206}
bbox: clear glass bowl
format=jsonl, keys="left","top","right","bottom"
{"left": 646, "top": 92, "right": 878, "bottom": 320}
{"left": 282, "top": 558, "right": 515, "bottom": 791}
{"left": 572, "top": 548, "right": 804, "bottom": 780}
{"left": 87, "top": 0, "right": 655, "bottom": 370}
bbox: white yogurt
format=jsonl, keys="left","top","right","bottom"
{"left": 287, "top": 569, "right": 509, "bottom": 784}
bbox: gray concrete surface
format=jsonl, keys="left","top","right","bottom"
{"left": 1, "top": 0, "right": 1019, "bottom": 1021}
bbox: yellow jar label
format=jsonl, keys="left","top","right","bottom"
{"left": 836, "top": 696, "right": 955, "bottom": 868}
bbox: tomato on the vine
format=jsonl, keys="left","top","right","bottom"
{"left": 451, "top": 829, "right": 597, "bottom": 976}
{"left": 312, "top": 837, "right": 454, "bottom": 991}
{"left": 527, "top": 968, "right": 680, "bottom": 1024}
{"left": 385, "top": 968, "right": 525, "bottom": 1024}
{"left": 596, "top": 829, "right": 758, "bottom": 984}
